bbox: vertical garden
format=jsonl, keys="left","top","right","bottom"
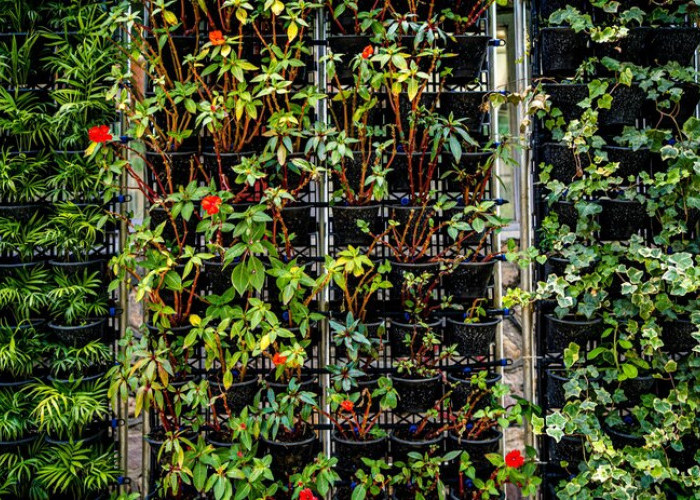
{"left": 529, "top": 0, "right": 700, "bottom": 497}
{"left": 0, "top": 0, "right": 122, "bottom": 498}
{"left": 0, "top": 0, "right": 698, "bottom": 498}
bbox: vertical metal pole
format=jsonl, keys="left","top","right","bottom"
{"left": 314, "top": 6, "right": 332, "bottom": 477}
{"left": 514, "top": 0, "right": 535, "bottom": 450}
{"left": 487, "top": 0, "right": 505, "bottom": 459}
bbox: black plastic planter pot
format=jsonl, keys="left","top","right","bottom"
{"left": 602, "top": 145, "right": 650, "bottom": 180}
{"left": 389, "top": 319, "right": 442, "bottom": 357}
{"left": 595, "top": 27, "right": 650, "bottom": 67}
{"left": 327, "top": 35, "right": 372, "bottom": 83}
{"left": 446, "top": 318, "right": 499, "bottom": 357}
{"left": 437, "top": 91, "right": 490, "bottom": 131}
{"left": 46, "top": 426, "right": 109, "bottom": 448}
{"left": 332, "top": 432, "right": 387, "bottom": 475}
{"left": 145, "top": 151, "right": 199, "bottom": 193}
{"left": 617, "top": 374, "right": 655, "bottom": 406}
{"left": 540, "top": 142, "right": 588, "bottom": 184}
{"left": 0, "top": 434, "right": 38, "bottom": 455}
{"left": 545, "top": 315, "right": 601, "bottom": 352}
{"left": 277, "top": 205, "right": 315, "bottom": 246}
{"left": 333, "top": 204, "right": 382, "bottom": 247}
{"left": 447, "top": 371, "right": 501, "bottom": 410}
{"left": 209, "top": 374, "right": 259, "bottom": 416}
{"left": 543, "top": 84, "right": 644, "bottom": 127}
{"left": 649, "top": 27, "right": 700, "bottom": 66}
{"left": 202, "top": 259, "right": 233, "bottom": 297}
{"left": 540, "top": 28, "right": 589, "bottom": 78}
{"left": 549, "top": 200, "right": 577, "bottom": 229}
{"left": 391, "top": 427, "right": 444, "bottom": 461}
{"left": 598, "top": 199, "right": 646, "bottom": 241}
{"left": 49, "top": 258, "right": 108, "bottom": 281}
{"left": 262, "top": 430, "right": 319, "bottom": 476}
{"left": 549, "top": 434, "right": 585, "bottom": 468}
{"left": 446, "top": 430, "right": 502, "bottom": 473}
{"left": 387, "top": 261, "right": 440, "bottom": 300}
{"left": 266, "top": 376, "right": 318, "bottom": 397}
{"left": 605, "top": 426, "right": 645, "bottom": 450}
{"left": 386, "top": 152, "right": 430, "bottom": 193}
{"left": 544, "top": 256, "right": 569, "bottom": 278}
{"left": 392, "top": 373, "right": 442, "bottom": 413}
{"left": 661, "top": 318, "right": 697, "bottom": 354}
{"left": 443, "top": 260, "right": 495, "bottom": 299}
{"left": 387, "top": 93, "right": 439, "bottom": 132}
{"left": 49, "top": 318, "right": 107, "bottom": 347}
{"left": 545, "top": 369, "right": 585, "bottom": 409}
{"left": 149, "top": 206, "right": 200, "bottom": 248}
{"left": 441, "top": 150, "right": 493, "bottom": 192}
{"left": 442, "top": 35, "right": 490, "bottom": 84}
{"left": 203, "top": 151, "right": 255, "bottom": 191}
{"left": 0, "top": 203, "right": 42, "bottom": 224}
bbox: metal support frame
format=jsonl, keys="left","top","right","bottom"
{"left": 487, "top": 0, "right": 505, "bottom": 461}
{"left": 314, "top": 7, "right": 332, "bottom": 475}
{"left": 513, "top": 0, "right": 535, "bottom": 454}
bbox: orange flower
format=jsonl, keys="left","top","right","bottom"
{"left": 202, "top": 195, "right": 222, "bottom": 216}
{"left": 272, "top": 353, "right": 287, "bottom": 366}
{"left": 505, "top": 449, "right": 525, "bottom": 468}
{"left": 340, "top": 400, "right": 354, "bottom": 412}
{"left": 361, "top": 45, "right": 373, "bottom": 59}
{"left": 88, "top": 125, "right": 112, "bottom": 143}
{"left": 209, "top": 30, "right": 225, "bottom": 46}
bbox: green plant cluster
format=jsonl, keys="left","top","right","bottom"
{"left": 93, "top": 0, "right": 539, "bottom": 498}
{"left": 515, "top": 0, "right": 700, "bottom": 497}
{"left": 0, "top": 1, "right": 120, "bottom": 498}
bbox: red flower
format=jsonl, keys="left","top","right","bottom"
{"left": 505, "top": 450, "right": 525, "bottom": 468}
{"left": 299, "top": 488, "right": 314, "bottom": 500}
{"left": 340, "top": 400, "right": 354, "bottom": 412}
{"left": 361, "top": 45, "right": 373, "bottom": 59}
{"left": 272, "top": 353, "right": 287, "bottom": 366}
{"left": 240, "top": 423, "right": 246, "bottom": 430}
{"left": 237, "top": 451, "right": 243, "bottom": 458}
{"left": 202, "top": 195, "right": 222, "bottom": 216}
{"left": 209, "top": 30, "right": 225, "bottom": 46}
{"left": 88, "top": 125, "right": 112, "bottom": 143}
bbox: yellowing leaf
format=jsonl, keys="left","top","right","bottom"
{"left": 163, "top": 10, "right": 178, "bottom": 25}
{"left": 260, "top": 334, "right": 271, "bottom": 351}
{"left": 221, "top": 44, "right": 231, "bottom": 58}
{"left": 288, "top": 22, "right": 298, "bottom": 41}
{"left": 236, "top": 8, "right": 248, "bottom": 22}
{"left": 271, "top": 0, "right": 284, "bottom": 15}
{"left": 189, "top": 314, "right": 202, "bottom": 327}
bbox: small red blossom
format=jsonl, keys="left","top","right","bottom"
{"left": 299, "top": 488, "right": 314, "bottom": 500}
{"left": 209, "top": 30, "right": 225, "bottom": 46}
{"left": 505, "top": 450, "right": 525, "bottom": 469}
{"left": 273, "top": 353, "right": 287, "bottom": 366}
{"left": 88, "top": 125, "right": 112, "bottom": 143}
{"left": 237, "top": 451, "right": 243, "bottom": 458}
{"left": 202, "top": 195, "right": 222, "bottom": 216}
{"left": 240, "top": 423, "right": 246, "bottom": 430}
{"left": 361, "top": 45, "right": 373, "bottom": 59}
{"left": 340, "top": 400, "right": 354, "bottom": 412}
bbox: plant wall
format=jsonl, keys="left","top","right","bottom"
{"left": 96, "top": 0, "right": 539, "bottom": 498}
{"left": 0, "top": 0, "right": 122, "bottom": 498}
{"left": 527, "top": 0, "right": 700, "bottom": 497}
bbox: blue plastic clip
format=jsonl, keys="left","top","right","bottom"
{"left": 282, "top": 311, "right": 290, "bottom": 321}
{"left": 463, "top": 367, "right": 472, "bottom": 374}
{"left": 117, "top": 194, "right": 126, "bottom": 203}
{"left": 119, "top": 135, "right": 130, "bottom": 144}
{"left": 117, "top": 476, "right": 125, "bottom": 485}
{"left": 109, "top": 307, "right": 116, "bottom": 317}
{"left": 400, "top": 196, "right": 410, "bottom": 206}
{"left": 351, "top": 482, "right": 357, "bottom": 490}
{"left": 488, "top": 39, "right": 505, "bottom": 47}
{"left": 111, "top": 418, "right": 119, "bottom": 429}
{"left": 503, "top": 308, "right": 510, "bottom": 317}
{"left": 499, "top": 359, "right": 508, "bottom": 367}
{"left": 409, "top": 424, "right": 418, "bottom": 434}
